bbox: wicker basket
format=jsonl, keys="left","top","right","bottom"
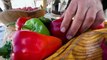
{"left": 0, "top": 9, "right": 45, "bottom": 25}
{"left": 105, "top": 21, "right": 107, "bottom": 28}
{"left": 46, "top": 25, "right": 107, "bottom": 60}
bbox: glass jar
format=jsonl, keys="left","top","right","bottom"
{"left": 47, "top": 0, "right": 69, "bottom": 15}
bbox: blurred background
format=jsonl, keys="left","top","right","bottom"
{"left": 0, "top": 0, "right": 42, "bottom": 10}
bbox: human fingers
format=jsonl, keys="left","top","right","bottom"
{"left": 80, "top": 7, "right": 97, "bottom": 33}
{"left": 91, "top": 10, "right": 105, "bottom": 28}
{"left": 66, "top": 3, "right": 88, "bottom": 39}
{"left": 60, "top": 0, "right": 77, "bottom": 33}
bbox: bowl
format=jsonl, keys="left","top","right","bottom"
{"left": 0, "top": 9, "right": 45, "bottom": 25}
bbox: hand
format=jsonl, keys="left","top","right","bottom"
{"left": 60, "top": 0, "right": 105, "bottom": 39}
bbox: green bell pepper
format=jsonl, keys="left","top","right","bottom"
{"left": 39, "top": 17, "right": 51, "bottom": 25}
{"left": 22, "top": 18, "right": 50, "bottom": 35}
{"left": 39, "top": 17, "right": 51, "bottom": 29}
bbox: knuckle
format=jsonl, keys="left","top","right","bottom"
{"left": 78, "top": 17, "right": 83, "bottom": 21}
{"left": 76, "top": 17, "right": 84, "bottom": 23}
{"left": 86, "top": 17, "right": 94, "bottom": 23}
{"left": 98, "top": 19, "right": 105, "bottom": 23}
{"left": 99, "top": 17, "right": 105, "bottom": 21}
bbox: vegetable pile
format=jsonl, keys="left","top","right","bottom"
{"left": 13, "top": 7, "right": 39, "bottom": 11}
{"left": 0, "top": 16, "right": 107, "bottom": 60}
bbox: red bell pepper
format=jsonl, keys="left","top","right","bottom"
{"left": 11, "top": 30, "right": 62, "bottom": 60}
{"left": 16, "top": 17, "right": 30, "bottom": 30}
{"left": 15, "top": 7, "right": 38, "bottom": 11}
{"left": 50, "top": 18, "right": 68, "bottom": 43}
{"left": 101, "top": 39, "right": 107, "bottom": 60}
{"left": 50, "top": 18, "right": 105, "bottom": 43}
{"left": 91, "top": 22, "right": 105, "bottom": 29}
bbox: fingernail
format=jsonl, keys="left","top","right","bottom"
{"left": 60, "top": 27, "right": 66, "bottom": 33}
{"left": 66, "top": 35, "right": 72, "bottom": 40}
